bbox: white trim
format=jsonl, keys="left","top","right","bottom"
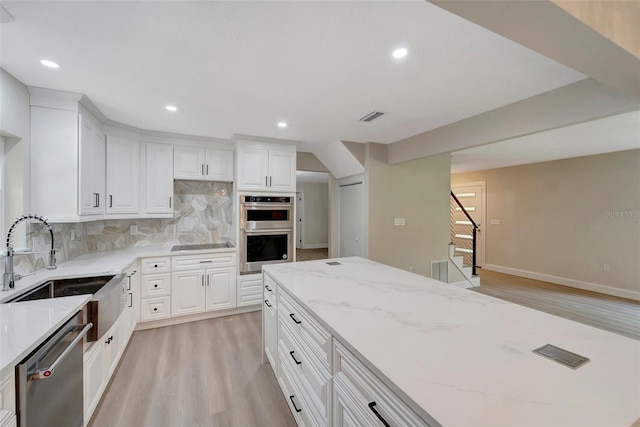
{"left": 449, "top": 281, "right": 473, "bottom": 289}
{"left": 0, "top": 136, "right": 4, "bottom": 246}
{"left": 484, "top": 264, "right": 640, "bottom": 302}
{"left": 301, "top": 243, "right": 328, "bottom": 249}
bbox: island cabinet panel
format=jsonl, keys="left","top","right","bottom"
{"left": 278, "top": 289, "right": 332, "bottom": 371}
{"left": 333, "top": 341, "right": 429, "bottom": 427}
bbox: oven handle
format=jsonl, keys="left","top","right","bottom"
{"left": 31, "top": 322, "right": 93, "bottom": 380}
{"left": 241, "top": 204, "right": 293, "bottom": 209}
{"left": 243, "top": 228, "right": 293, "bottom": 235}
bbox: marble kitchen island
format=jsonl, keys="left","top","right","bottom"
{"left": 263, "top": 257, "right": 640, "bottom": 426}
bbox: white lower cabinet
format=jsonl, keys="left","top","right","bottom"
{"left": 266, "top": 274, "right": 433, "bottom": 427}
{"left": 237, "top": 273, "right": 263, "bottom": 307}
{"left": 83, "top": 316, "right": 123, "bottom": 426}
{"left": 205, "top": 269, "right": 236, "bottom": 311}
{"left": 0, "top": 372, "right": 16, "bottom": 427}
{"left": 171, "top": 266, "right": 236, "bottom": 316}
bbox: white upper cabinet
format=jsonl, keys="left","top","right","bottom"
{"left": 144, "top": 142, "right": 174, "bottom": 215}
{"left": 30, "top": 92, "right": 107, "bottom": 222}
{"left": 106, "top": 132, "right": 140, "bottom": 215}
{"left": 235, "top": 139, "right": 296, "bottom": 192}
{"left": 174, "top": 145, "right": 233, "bottom": 182}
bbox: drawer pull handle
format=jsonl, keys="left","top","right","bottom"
{"left": 289, "top": 351, "right": 302, "bottom": 365}
{"left": 368, "top": 402, "right": 390, "bottom": 427}
{"left": 289, "top": 395, "right": 302, "bottom": 413}
{"left": 265, "top": 285, "right": 272, "bottom": 292}
{"left": 264, "top": 299, "right": 272, "bottom": 308}
{"left": 199, "top": 260, "right": 213, "bottom": 263}
{"left": 289, "top": 313, "right": 302, "bottom": 324}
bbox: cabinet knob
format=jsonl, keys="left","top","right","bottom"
{"left": 154, "top": 264, "right": 158, "bottom": 268}
{"left": 153, "top": 308, "right": 158, "bottom": 312}
{"left": 154, "top": 284, "right": 158, "bottom": 288}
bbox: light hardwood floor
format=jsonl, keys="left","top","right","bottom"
{"left": 90, "top": 311, "right": 295, "bottom": 427}
{"left": 473, "top": 269, "right": 640, "bottom": 340}
{"left": 296, "top": 247, "right": 328, "bottom": 262}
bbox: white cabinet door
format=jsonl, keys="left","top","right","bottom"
{"left": 205, "top": 148, "right": 234, "bottom": 182}
{"left": 83, "top": 342, "right": 106, "bottom": 425}
{"left": 237, "top": 146, "right": 269, "bottom": 191}
{"left": 268, "top": 148, "right": 296, "bottom": 192}
{"left": 145, "top": 142, "right": 174, "bottom": 214}
{"left": 172, "top": 270, "right": 206, "bottom": 316}
{"left": 106, "top": 135, "right": 140, "bottom": 214}
{"left": 79, "top": 114, "right": 106, "bottom": 215}
{"left": 104, "top": 320, "right": 122, "bottom": 378}
{"left": 205, "top": 268, "right": 236, "bottom": 311}
{"left": 264, "top": 298, "right": 277, "bottom": 370}
{"left": 174, "top": 145, "right": 206, "bottom": 180}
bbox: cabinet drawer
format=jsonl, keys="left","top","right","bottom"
{"left": 333, "top": 341, "right": 431, "bottom": 427}
{"left": 279, "top": 289, "right": 331, "bottom": 371}
{"left": 141, "top": 257, "right": 171, "bottom": 274}
{"left": 279, "top": 318, "right": 331, "bottom": 424}
{"left": 278, "top": 346, "right": 316, "bottom": 427}
{"left": 140, "top": 297, "right": 171, "bottom": 322}
{"left": 237, "top": 291, "right": 262, "bottom": 307}
{"left": 264, "top": 273, "right": 278, "bottom": 300}
{"left": 238, "top": 274, "right": 262, "bottom": 292}
{"left": 141, "top": 273, "right": 171, "bottom": 298}
{"left": 172, "top": 252, "right": 236, "bottom": 271}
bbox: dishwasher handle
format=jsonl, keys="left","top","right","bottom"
{"left": 32, "top": 322, "right": 93, "bottom": 380}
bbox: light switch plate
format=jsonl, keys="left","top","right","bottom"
{"left": 394, "top": 218, "right": 406, "bottom": 226}
{"left": 130, "top": 225, "right": 138, "bottom": 235}
{"left": 490, "top": 219, "right": 501, "bottom": 225}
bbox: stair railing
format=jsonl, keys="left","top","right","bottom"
{"left": 450, "top": 191, "right": 479, "bottom": 276}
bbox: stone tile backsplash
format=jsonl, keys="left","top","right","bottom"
{"left": 10, "top": 180, "right": 233, "bottom": 275}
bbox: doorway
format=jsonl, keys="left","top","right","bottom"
{"left": 295, "top": 171, "right": 330, "bottom": 261}
{"left": 338, "top": 179, "right": 364, "bottom": 257}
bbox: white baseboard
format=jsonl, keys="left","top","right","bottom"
{"left": 301, "top": 243, "right": 328, "bottom": 250}
{"left": 484, "top": 264, "right": 640, "bottom": 302}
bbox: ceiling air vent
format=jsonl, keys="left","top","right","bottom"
{"left": 359, "top": 111, "right": 384, "bottom": 122}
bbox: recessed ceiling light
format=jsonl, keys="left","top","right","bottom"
{"left": 392, "top": 48, "right": 408, "bottom": 59}
{"left": 40, "top": 59, "right": 60, "bottom": 69}
{"left": 277, "top": 122, "right": 287, "bottom": 128}
{"left": 165, "top": 105, "right": 178, "bottom": 112}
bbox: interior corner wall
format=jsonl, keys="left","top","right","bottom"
{"left": 452, "top": 149, "right": 640, "bottom": 299}
{"left": 366, "top": 143, "right": 450, "bottom": 277}
{"left": 297, "top": 182, "right": 329, "bottom": 248}
{"left": 297, "top": 152, "right": 329, "bottom": 172}
{"left": 0, "top": 69, "right": 30, "bottom": 248}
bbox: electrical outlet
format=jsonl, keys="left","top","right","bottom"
{"left": 394, "top": 218, "right": 406, "bottom": 226}
{"left": 603, "top": 263, "right": 611, "bottom": 272}
{"left": 70, "top": 230, "right": 76, "bottom": 241}
{"left": 130, "top": 225, "right": 138, "bottom": 235}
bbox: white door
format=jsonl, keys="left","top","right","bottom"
{"left": 237, "top": 147, "right": 269, "bottom": 191}
{"left": 451, "top": 183, "right": 484, "bottom": 267}
{"left": 174, "top": 145, "right": 205, "bottom": 180}
{"left": 205, "top": 148, "right": 234, "bottom": 181}
{"left": 171, "top": 270, "right": 206, "bottom": 316}
{"left": 145, "top": 142, "right": 174, "bottom": 214}
{"left": 339, "top": 182, "right": 364, "bottom": 257}
{"left": 268, "top": 148, "right": 296, "bottom": 192}
{"left": 106, "top": 135, "right": 140, "bottom": 214}
{"left": 205, "top": 268, "right": 236, "bottom": 311}
{"left": 296, "top": 192, "right": 304, "bottom": 249}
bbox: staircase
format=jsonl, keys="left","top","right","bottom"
{"left": 449, "top": 243, "right": 480, "bottom": 288}
{"left": 449, "top": 191, "right": 480, "bottom": 288}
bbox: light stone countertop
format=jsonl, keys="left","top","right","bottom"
{"left": 0, "top": 244, "right": 237, "bottom": 303}
{"left": 0, "top": 295, "right": 91, "bottom": 379}
{"left": 264, "top": 257, "right": 640, "bottom": 427}
{"left": 0, "top": 243, "right": 237, "bottom": 380}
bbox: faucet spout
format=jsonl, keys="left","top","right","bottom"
{"left": 3, "top": 214, "right": 56, "bottom": 291}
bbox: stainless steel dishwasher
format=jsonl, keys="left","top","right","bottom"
{"left": 15, "top": 311, "right": 92, "bottom": 427}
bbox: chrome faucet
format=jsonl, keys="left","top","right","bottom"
{"left": 3, "top": 214, "right": 56, "bottom": 291}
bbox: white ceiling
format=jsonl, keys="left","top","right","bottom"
{"left": 0, "top": 1, "right": 584, "bottom": 150}
{"left": 451, "top": 110, "right": 640, "bottom": 174}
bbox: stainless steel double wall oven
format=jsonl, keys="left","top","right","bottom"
{"left": 240, "top": 195, "right": 293, "bottom": 274}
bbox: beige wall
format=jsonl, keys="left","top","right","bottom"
{"left": 452, "top": 150, "right": 640, "bottom": 297}
{"left": 366, "top": 143, "right": 450, "bottom": 277}
{"left": 296, "top": 152, "right": 329, "bottom": 172}
{"left": 297, "top": 182, "right": 329, "bottom": 248}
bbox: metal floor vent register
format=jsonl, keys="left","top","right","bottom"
{"left": 533, "top": 344, "right": 590, "bottom": 369}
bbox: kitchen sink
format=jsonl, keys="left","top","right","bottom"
{"left": 8, "top": 274, "right": 126, "bottom": 342}
{"left": 170, "top": 242, "right": 235, "bottom": 251}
